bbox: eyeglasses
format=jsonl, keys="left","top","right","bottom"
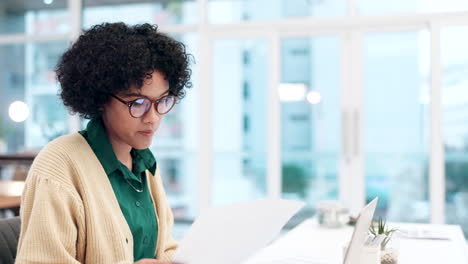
{"left": 111, "top": 94, "right": 176, "bottom": 118}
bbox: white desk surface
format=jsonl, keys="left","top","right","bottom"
{"left": 244, "top": 219, "right": 468, "bottom": 264}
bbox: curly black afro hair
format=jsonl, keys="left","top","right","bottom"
{"left": 56, "top": 22, "right": 193, "bottom": 119}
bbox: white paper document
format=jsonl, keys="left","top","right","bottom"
{"left": 173, "top": 199, "right": 305, "bottom": 264}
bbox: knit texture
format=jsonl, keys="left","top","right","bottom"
{"left": 15, "top": 133, "right": 178, "bottom": 263}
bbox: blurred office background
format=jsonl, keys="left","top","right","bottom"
{"left": 0, "top": 0, "right": 467, "bottom": 239}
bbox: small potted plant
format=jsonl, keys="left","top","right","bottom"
{"left": 369, "top": 218, "right": 399, "bottom": 264}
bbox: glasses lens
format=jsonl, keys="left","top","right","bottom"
{"left": 130, "top": 98, "right": 151, "bottom": 117}
{"left": 157, "top": 96, "right": 176, "bottom": 114}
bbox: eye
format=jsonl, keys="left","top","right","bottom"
{"left": 131, "top": 98, "right": 146, "bottom": 106}
{"left": 164, "top": 96, "right": 175, "bottom": 104}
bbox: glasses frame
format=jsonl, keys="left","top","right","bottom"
{"left": 111, "top": 94, "right": 177, "bottom": 118}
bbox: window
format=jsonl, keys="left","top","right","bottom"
{"left": 363, "top": 30, "right": 430, "bottom": 222}
{"left": 208, "top": 0, "right": 346, "bottom": 24}
{"left": 0, "top": 0, "right": 69, "bottom": 35}
{"left": 358, "top": 0, "right": 468, "bottom": 14}
{"left": 280, "top": 36, "right": 341, "bottom": 210}
{"left": 442, "top": 25, "right": 468, "bottom": 237}
{"left": 82, "top": 0, "right": 197, "bottom": 28}
{"left": 212, "top": 39, "right": 268, "bottom": 205}
{"left": 0, "top": 42, "right": 68, "bottom": 154}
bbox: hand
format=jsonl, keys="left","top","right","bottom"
{"left": 133, "top": 259, "right": 183, "bottom": 264}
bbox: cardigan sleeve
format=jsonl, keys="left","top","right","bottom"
{"left": 16, "top": 174, "right": 86, "bottom": 264}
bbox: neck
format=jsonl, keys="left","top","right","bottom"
{"left": 106, "top": 132, "right": 132, "bottom": 170}
{"left": 111, "top": 140, "right": 132, "bottom": 169}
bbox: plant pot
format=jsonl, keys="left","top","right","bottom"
{"left": 380, "top": 236, "right": 400, "bottom": 264}
{"left": 381, "top": 247, "right": 398, "bottom": 264}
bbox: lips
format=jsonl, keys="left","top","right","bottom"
{"left": 138, "top": 130, "right": 154, "bottom": 136}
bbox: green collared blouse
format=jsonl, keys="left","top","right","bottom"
{"left": 79, "top": 118, "right": 158, "bottom": 261}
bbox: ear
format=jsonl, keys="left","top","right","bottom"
{"left": 98, "top": 104, "right": 107, "bottom": 116}
{"left": 99, "top": 99, "right": 111, "bottom": 112}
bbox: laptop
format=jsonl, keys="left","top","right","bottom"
{"left": 253, "top": 197, "right": 379, "bottom": 264}
{"left": 342, "top": 197, "right": 379, "bottom": 264}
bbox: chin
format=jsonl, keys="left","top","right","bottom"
{"left": 132, "top": 140, "right": 153, "bottom": 150}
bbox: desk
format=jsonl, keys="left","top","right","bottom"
{"left": 0, "top": 154, "right": 35, "bottom": 166}
{"left": 0, "top": 181, "right": 25, "bottom": 210}
{"left": 244, "top": 219, "right": 468, "bottom": 264}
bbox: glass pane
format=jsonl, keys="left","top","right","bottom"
{"left": 208, "top": 0, "right": 345, "bottom": 24}
{"left": 363, "top": 31, "right": 430, "bottom": 222}
{"left": 0, "top": 42, "right": 68, "bottom": 154}
{"left": 0, "top": 0, "right": 69, "bottom": 35}
{"left": 150, "top": 33, "right": 198, "bottom": 219}
{"left": 280, "top": 36, "right": 341, "bottom": 215}
{"left": 441, "top": 26, "right": 468, "bottom": 238}
{"left": 212, "top": 39, "right": 268, "bottom": 205}
{"left": 83, "top": 0, "right": 197, "bottom": 28}
{"left": 358, "top": 0, "right": 468, "bottom": 15}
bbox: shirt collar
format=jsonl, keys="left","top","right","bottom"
{"left": 131, "top": 148, "right": 157, "bottom": 176}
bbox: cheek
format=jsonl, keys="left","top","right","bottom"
{"left": 154, "top": 118, "right": 162, "bottom": 130}
{"left": 103, "top": 106, "right": 137, "bottom": 135}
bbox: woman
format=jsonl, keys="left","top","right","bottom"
{"left": 16, "top": 22, "right": 192, "bottom": 264}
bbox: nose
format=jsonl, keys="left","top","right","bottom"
{"left": 142, "top": 103, "right": 162, "bottom": 124}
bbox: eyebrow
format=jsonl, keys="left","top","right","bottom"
{"left": 122, "top": 89, "right": 170, "bottom": 100}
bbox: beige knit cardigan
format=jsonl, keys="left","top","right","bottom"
{"left": 16, "top": 133, "right": 178, "bottom": 263}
